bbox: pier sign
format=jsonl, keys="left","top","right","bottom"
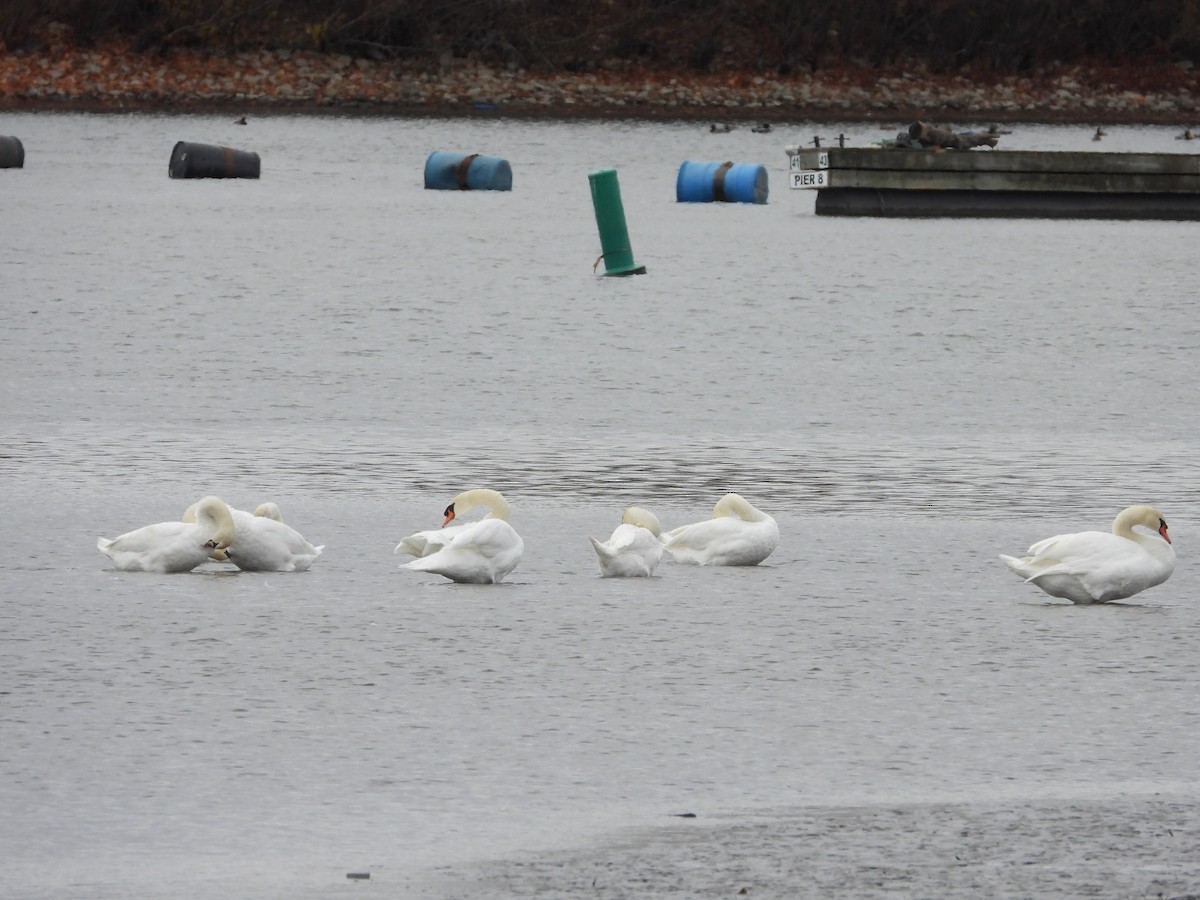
{"left": 790, "top": 169, "right": 829, "bottom": 189}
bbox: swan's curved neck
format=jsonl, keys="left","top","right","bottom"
{"left": 713, "top": 494, "right": 767, "bottom": 522}
{"left": 453, "top": 489, "right": 510, "bottom": 522}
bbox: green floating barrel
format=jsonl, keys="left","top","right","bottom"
{"left": 588, "top": 168, "right": 646, "bottom": 276}
{"left": 676, "top": 160, "right": 768, "bottom": 204}
{"left": 0, "top": 136, "right": 24, "bottom": 169}
{"left": 169, "top": 141, "right": 260, "bottom": 179}
{"left": 424, "top": 151, "right": 512, "bottom": 191}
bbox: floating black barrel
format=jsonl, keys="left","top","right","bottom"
{"left": 0, "top": 136, "right": 24, "bottom": 169}
{"left": 168, "top": 141, "right": 260, "bottom": 179}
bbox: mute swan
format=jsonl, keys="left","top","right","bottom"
{"left": 663, "top": 493, "right": 779, "bottom": 566}
{"left": 223, "top": 506, "right": 323, "bottom": 572}
{"left": 999, "top": 505, "right": 1175, "bottom": 604}
{"left": 98, "top": 495, "right": 236, "bottom": 573}
{"left": 183, "top": 500, "right": 285, "bottom": 560}
{"left": 589, "top": 506, "right": 665, "bottom": 577}
{"left": 402, "top": 489, "right": 523, "bottom": 584}
{"left": 394, "top": 487, "right": 512, "bottom": 559}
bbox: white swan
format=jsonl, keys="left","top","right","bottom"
{"left": 589, "top": 506, "right": 665, "bottom": 577}
{"left": 98, "top": 495, "right": 236, "bottom": 573}
{"left": 662, "top": 493, "right": 779, "bottom": 566}
{"left": 224, "top": 507, "right": 323, "bottom": 572}
{"left": 999, "top": 505, "right": 1175, "bottom": 604}
{"left": 394, "top": 487, "right": 513, "bottom": 559}
{"left": 402, "top": 489, "right": 523, "bottom": 584}
{"left": 183, "top": 500, "right": 283, "bottom": 559}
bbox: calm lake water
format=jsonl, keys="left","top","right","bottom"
{"left": 2, "top": 111, "right": 1199, "bottom": 899}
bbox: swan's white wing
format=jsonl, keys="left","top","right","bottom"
{"left": 97, "top": 521, "right": 211, "bottom": 573}
{"left": 227, "top": 509, "right": 323, "bottom": 572}
{"left": 404, "top": 519, "right": 523, "bottom": 583}
{"left": 395, "top": 525, "right": 463, "bottom": 558}
{"left": 590, "top": 523, "right": 664, "bottom": 577}
{"left": 664, "top": 516, "right": 779, "bottom": 566}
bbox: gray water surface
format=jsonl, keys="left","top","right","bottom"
{"left": 2, "top": 112, "right": 1199, "bottom": 898}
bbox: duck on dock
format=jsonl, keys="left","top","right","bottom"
{"left": 750, "top": 122, "right": 773, "bottom": 134}
{"left": 710, "top": 123, "right": 734, "bottom": 133}
{"left": 1177, "top": 128, "right": 1195, "bottom": 141}
{"left": 1093, "top": 126, "right": 1106, "bottom": 141}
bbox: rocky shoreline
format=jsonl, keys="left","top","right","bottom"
{"left": 1, "top": 30, "right": 1198, "bottom": 124}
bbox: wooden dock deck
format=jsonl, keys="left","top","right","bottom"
{"left": 787, "top": 147, "right": 1200, "bottom": 219}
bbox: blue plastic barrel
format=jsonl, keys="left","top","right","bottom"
{"left": 0, "top": 136, "right": 24, "bottom": 169}
{"left": 168, "top": 141, "right": 260, "bottom": 179}
{"left": 424, "top": 151, "right": 512, "bottom": 191}
{"left": 676, "top": 160, "right": 768, "bottom": 204}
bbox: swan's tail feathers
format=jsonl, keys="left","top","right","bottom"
{"left": 97, "top": 537, "right": 112, "bottom": 552}
{"left": 589, "top": 536, "right": 608, "bottom": 557}
{"left": 998, "top": 553, "right": 1035, "bottom": 580}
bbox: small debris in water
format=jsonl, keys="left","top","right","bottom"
{"left": 671, "top": 812, "right": 697, "bottom": 818}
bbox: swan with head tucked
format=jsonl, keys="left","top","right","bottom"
{"left": 589, "top": 506, "right": 665, "bottom": 578}
{"left": 98, "top": 495, "right": 236, "bottom": 573}
{"left": 662, "top": 493, "right": 779, "bottom": 566}
{"left": 999, "top": 505, "right": 1174, "bottom": 604}
{"left": 223, "top": 506, "right": 323, "bottom": 572}
{"left": 401, "top": 489, "right": 523, "bottom": 584}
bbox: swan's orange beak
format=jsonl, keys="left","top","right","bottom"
{"left": 1160, "top": 521, "right": 1171, "bottom": 544}
{"left": 442, "top": 503, "right": 457, "bottom": 528}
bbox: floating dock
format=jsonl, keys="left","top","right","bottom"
{"left": 787, "top": 148, "right": 1200, "bottom": 219}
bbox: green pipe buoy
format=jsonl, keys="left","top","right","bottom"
{"left": 588, "top": 168, "right": 646, "bottom": 276}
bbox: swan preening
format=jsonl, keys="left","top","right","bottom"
{"left": 399, "top": 489, "right": 524, "bottom": 584}
{"left": 224, "top": 505, "right": 324, "bottom": 572}
{"left": 999, "top": 505, "right": 1175, "bottom": 604}
{"left": 589, "top": 506, "right": 665, "bottom": 577}
{"left": 102, "top": 493, "right": 1178, "bottom": 605}
{"left": 101, "top": 497, "right": 323, "bottom": 573}
{"left": 97, "top": 495, "right": 237, "bottom": 573}
{"left": 661, "top": 493, "right": 780, "bottom": 566}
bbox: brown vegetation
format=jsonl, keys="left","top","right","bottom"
{"left": 0, "top": 2, "right": 1196, "bottom": 121}
{"left": 3, "top": 0, "right": 1199, "bottom": 76}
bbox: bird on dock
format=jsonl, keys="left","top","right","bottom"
{"left": 750, "top": 122, "right": 772, "bottom": 134}
{"left": 1093, "top": 126, "right": 1106, "bottom": 141}
{"left": 1177, "top": 128, "right": 1195, "bottom": 140}
{"left": 234, "top": 116, "right": 247, "bottom": 125}
{"left": 710, "top": 123, "right": 734, "bottom": 133}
